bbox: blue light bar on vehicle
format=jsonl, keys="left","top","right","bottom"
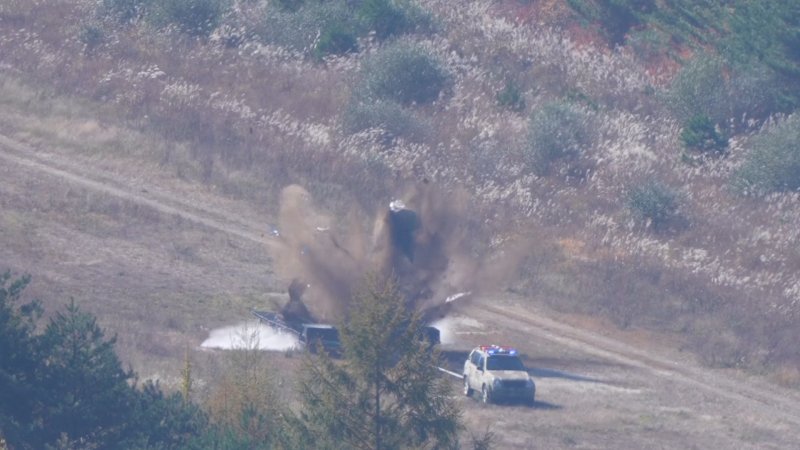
{"left": 479, "top": 345, "right": 517, "bottom": 355}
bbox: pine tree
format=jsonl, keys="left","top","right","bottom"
{"left": 122, "top": 381, "right": 212, "bottom": 450}
{"left": 0, "top": 272, "right": 41, "bottom": 447}
{"left": 295, "top": 275, "right": 461, "bottom": 450}
{"left": 33, "top": 300, "right": 134, "bottom": 449}
{"left": 1, "top": 274, "right": 214, "bottom": 449}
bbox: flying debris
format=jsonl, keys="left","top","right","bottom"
{"left": 266, "top": 183, "right": 525, "bottom": 327}
{"left": 282, "top": 279, "right": 315, "bottom": 326}
{"left": 387, "top": 199, "right": 420, "bottom": 262}
{"left": 445, "top": 291, "right": 471, "bottom": 303}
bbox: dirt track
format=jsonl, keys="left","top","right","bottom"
{"left": 2, "top": 133, "right": 800, "bottom": 449}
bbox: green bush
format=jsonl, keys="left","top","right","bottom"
{"left": 496, "top": 80, "right": 526, "bottom": 113}
{"left": 599, "top": 0, "right": 653, "bottom": 46}
{"left": 571, "top": 0, "right": 799, "bottom": 112}
{"left": 733, "top": 115, "right": 800, "bottom": 196}
{"left": 666, "top": 54, "right": 786, "bottom": 126}
{"left": 152, "top": 0, "right": 227, "bottom": 37}
{"left": 567, "top": 0, "right": 654, "bottom": 46}
{"left": 725, "top": 63, "right": 786, "bottom": 123}
{"left": 259, "top": 0, "right": 430, "bottom": 55}
{"left": 358, "top": 0, "right": 406, "bottom": 39}
{"left": 680, "top": 115, "right": 728, "bottom": 155}
{"left": 358, "top": 0, "right": 433, "bottom": 40}
{"left": 342, "top": 99, "right": 428, "bottom": 141}
{"left": 102, "top": 0, "right": 150, "bottom": 22}
{"left": 627, "top": 180, "right": 680, "bottom": 229}
{"left": 260, "top": 0, "right": 358, "bottom": 54}
{"left": 627, "top": 27, "right": 670, "bottom": 62}
{"left": 79, "top": 25, "right": 105, "bottom": 51}
{"left": 358, "top": 41, "right": 448, "bottom": 105}
{"left": 664, "top": 55, "right": 727, "bottom": 123}
{"left": 525, "top": 101, "right": 593, "bottom": 176}
{"left": 313, "top": 24, "right": 358, "bottom": 59}
{"left": 724, "top": 2, "right": 800, "bottom": 109}
{"left": 357, "top": 0, "right": 433, "bottom": 39}
{"left": 274, "top": 0, "right": 305, "bottom": 13}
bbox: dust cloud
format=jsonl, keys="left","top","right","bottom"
{"left": 265, "top": 183, "right": 526, "bottom": 324}
{"left": 201, "top": 321, "right": 299, "bottom": 351}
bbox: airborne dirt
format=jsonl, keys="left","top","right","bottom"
{"left": 3, "top": 133, "right": 800, "bottom": 449}
{"left": 268, "top": 183, "right": 525, "bottom": 323}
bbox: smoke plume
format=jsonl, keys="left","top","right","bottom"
{"left": 266, "top": 183, "right": 525, "bottom": 323}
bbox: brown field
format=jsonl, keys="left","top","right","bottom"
{"left": 1, "top": 0, "right": 799, "bottom": 447}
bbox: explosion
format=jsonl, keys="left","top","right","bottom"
{"left": 266, "top": 183, "right": 523, "bottom": 324}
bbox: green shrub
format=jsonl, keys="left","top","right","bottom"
{"left": 358, "top": 41, "right": 448, "bottom": 105}
{"left": 260, "top": 0, "right": 358, "bottom": 54}
{"left": 358, "top": 0, "right": 406, "bottom": 39}
{"left": 627, "top": 27, "right": 670, "bottom": 62}
{"left": 357, "top": 0, "right": 433, "bottom": 40}
{"left": 79, "top": 25, "right": 105, "bottom": 51}
{"left": 627, "top": 180, "right": 680, "bottom": 229}
{"left": 567, "top": 0, "right": 654, "bottom": 46}
{"left": 152, "top": 0, "right": 227, "bottom": 37}
{"left": 260, "top": 0, "right": 430, "bottom": 55}
{"left": 664, "top": 55, "right": 728, "bottom": 123}
{"left": 599, "top": 0, "right": 652, "bottom": 46}
{"left": 733, "top": 115, "right": 800, "bottom": 195}
{"left": 666, "top": 55, "right": 785, "bottom": 126}
{"left": 525, "top": 101, "right": 593, "bottom": 176}
{"left": 274, "top": 0, "right": 305, "bottom": 13}
{"left": 725, "top": 63, "right": 786, "bottom": 123}
{"left": 102, "top": 0, "right": 150, "bottom": 22}
{"left": 358, "top": 0, "right": 408, "bottom": 39}
{"left": 680, "top": 115, "right": 727, "bottom": 155}
{"left": 724, "top": 2, "right": 800, "bottom": 109}
{"left": 342, "top": 99, "right": 428, "bottom": 142}
{"left": 313, "top": 24, "right": 358, "bottom": 59}
{"left": 496, "top": 80, "right": 526, "bottom": 113}
{"left": 574, "top": 0, "right": 799, "bottom": 112}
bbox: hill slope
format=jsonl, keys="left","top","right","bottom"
{"left": 0, "top": 0, "right": 798, "bottom": 384}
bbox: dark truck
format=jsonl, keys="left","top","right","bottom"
{"left": 299, "top": 323, "right": 341, "bottom": 356}
{"left": 251, "top": 310, "right": 341, "bottom": 356}
{"left": 252, "top": 310, "right": 439, "bottom": 357}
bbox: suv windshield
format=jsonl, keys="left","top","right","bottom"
{"left": 486, "top": 355, "right": 525, "bottom": 371}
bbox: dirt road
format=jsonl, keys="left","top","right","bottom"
{"left": 2, "top": 133, "right": 799, "bottom": 449}
{"left": 448, "top": 299, "right": 800, "bottom": 448}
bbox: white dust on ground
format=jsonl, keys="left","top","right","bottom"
{"left": 200, "top": 321, "right": 299, "bottom": 351}
{"left": 430, "top": 316, "right": 486, "bottom": 345}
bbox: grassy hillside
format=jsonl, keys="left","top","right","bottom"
{"left": 1, "top": 0, "right": 799, "bottom": 385}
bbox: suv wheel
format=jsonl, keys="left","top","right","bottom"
{"left": 481, "top": 385, "right": 492, "bottom": 404}
{"left": 463, "top": 376, "right": 473, "bottom": 397}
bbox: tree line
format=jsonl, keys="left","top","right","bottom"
{"left": 0, "top": 271, "right": 477, "bottom": 449}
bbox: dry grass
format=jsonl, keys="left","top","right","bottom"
{"left": 1, "top": 0, "right": 799, "bottom": 382}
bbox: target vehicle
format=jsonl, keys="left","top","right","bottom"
{"left": 463, "top": 345, "right": 535, "bottom": 405}
{"left": 252, "top": 309, "right": 439, "bottom": 357}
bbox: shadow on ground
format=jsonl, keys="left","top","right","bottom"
{"left": 528, "top": 367, "right": 601, "bottom": 383}
{"left": 529, "top": 400, "right": 561, "bottom": 410}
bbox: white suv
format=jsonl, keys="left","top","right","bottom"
{"left": 463, "top": 345, "right": 535, "bottom": 405}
